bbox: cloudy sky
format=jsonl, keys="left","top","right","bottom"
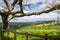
{"left": 0, "top": 0, "right": 60, "bottom": 22}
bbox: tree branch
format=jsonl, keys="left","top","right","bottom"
{"left": 0, "top": 9, "right": 5, "bottom": 14}
{"left": 10, "top": 11, "right": 23, "bottom": 15}
{"left": 1, "top": 0, "right": 60, "bottom": 20}
{"left": 10, "top": 4, "right": 60, "bottom": 19}
{"left": 41, "top": 5, "right": 60, "bottom": 13}
{"left": 3, "top": 0, "right": 13, "bottom": 11}
{"left": 19, "top": 0, "right": 23, "bottom": 13}
{"left": 12, "top": 0, "right": 19, "bottom": 7}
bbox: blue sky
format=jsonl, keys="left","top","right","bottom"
{"left": 0, "top": 0, "right": 60, "bottom": 22}
{"left": 10, "top": 11, "right": 59, "bottom": 22}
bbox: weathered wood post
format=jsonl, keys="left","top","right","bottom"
{"left": 0, "top": 29, "right": 4, "bottom": 40}
{"left": 14, "top": 30, "right": 17, "bottom": 40}
{"left": 26, "top": 32, "right": 29, "bottom": 40}
{"left": 0, "top": 29, "right": 3, "bottom": 40}
{"left": 45, "top": 34, "right": 48, "bottom": 40}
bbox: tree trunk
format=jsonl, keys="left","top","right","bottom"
{"left": 1, "top": 14, "right": 9, "bottom": 29}
{"left": 0, "top": 14, "right": 9, "bottom": 40}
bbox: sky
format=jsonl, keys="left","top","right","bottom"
{"left": 10, "top": 10, "right": 60, "bottom": 22}
{"left": 0, "top": 0, "right": 60, "bottom": 22}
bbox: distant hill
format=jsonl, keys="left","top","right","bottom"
{"left": 9, "top": 20, "right": 56, "bottom": 27}
{"left": 9, "top": 20, "right": 60, "bottom": 30}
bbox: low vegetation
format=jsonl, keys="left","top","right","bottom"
{"left": 0, "top": 21, "right": 60, "bottom": 40}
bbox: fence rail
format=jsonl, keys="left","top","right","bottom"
{"left": 0, "top": 29, "right": 60, "bottom": 40}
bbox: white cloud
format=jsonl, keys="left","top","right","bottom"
{"left": 23, "top": 0, "right": 46, "bottom": 5}
{"left": 10, "top": 10, "right": 59, "bottom": 22}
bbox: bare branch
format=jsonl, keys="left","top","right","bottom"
{"left": 19, "top": 0, "right": 24, "bottom": 13}
{"left": 11, "top": 4, "right": 60, "bottom": 19}
{"left": 0, "top": 9, "right": 5, "bottom": 14}
{"left": 8, "top": 15, "right": 13, "bottom": 21}
{"left": 3, "top": 0, "right": 13, "bottom": 11}
{"left": 12, "top": 0, "right": 24, "bottom": 14}
{"left": 10, "top": 11, "right": 23, "bottom": 15}
{"left": 1, "top": 0, "right": 60, "bottom": 20}
{"left": 40, "top": 5, "right": 60, "bottom": 13}
{"left": 12, "top": 0, "right": 19, "bottom": 7}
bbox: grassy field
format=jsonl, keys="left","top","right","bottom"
{"left": 0, "top": 21, "right": 60, "bottom": 40}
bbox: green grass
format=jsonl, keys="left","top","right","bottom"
{"left": 0, "top": 22, "right": 60, "bottom": 40}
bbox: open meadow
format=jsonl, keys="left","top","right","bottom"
{"left": 0, "top": 21, "right": 60, "bottom": 40}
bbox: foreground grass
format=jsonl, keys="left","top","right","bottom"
{"left": 3, "top": 30, "right": 60, "bottom": 40}
{"left": 0, "top": 22, "right": 60, "bottom": 40}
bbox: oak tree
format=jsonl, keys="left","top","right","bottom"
{"left": 0, "top": 0, "right": 60, "bottom": 30}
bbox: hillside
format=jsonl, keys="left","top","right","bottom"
{"left": 0, "top": 21, "right": 60, "bottom": 30}
{"left": 8, "top": 21, "right": 60, "bottom": 30}
{"left": 0, "top": 21, "right": 60, "bottom": 40}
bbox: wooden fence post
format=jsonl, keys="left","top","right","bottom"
{"left": 14, "top": 30, "right": 17, "bottom": 40}
{"left": 26, "top": 32, "right": 29, "bottom": 40}
{"left": 45, "top": 34, "right": 48, "bottom": 40}
{"left": 0, "top": 29, "right": 3, "bottom": 40}
{"left": 0, "top": 29, "right": 4, "bottom": 40}
{"left": 7, "top": 29, "right": 10, "bottom": 39}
